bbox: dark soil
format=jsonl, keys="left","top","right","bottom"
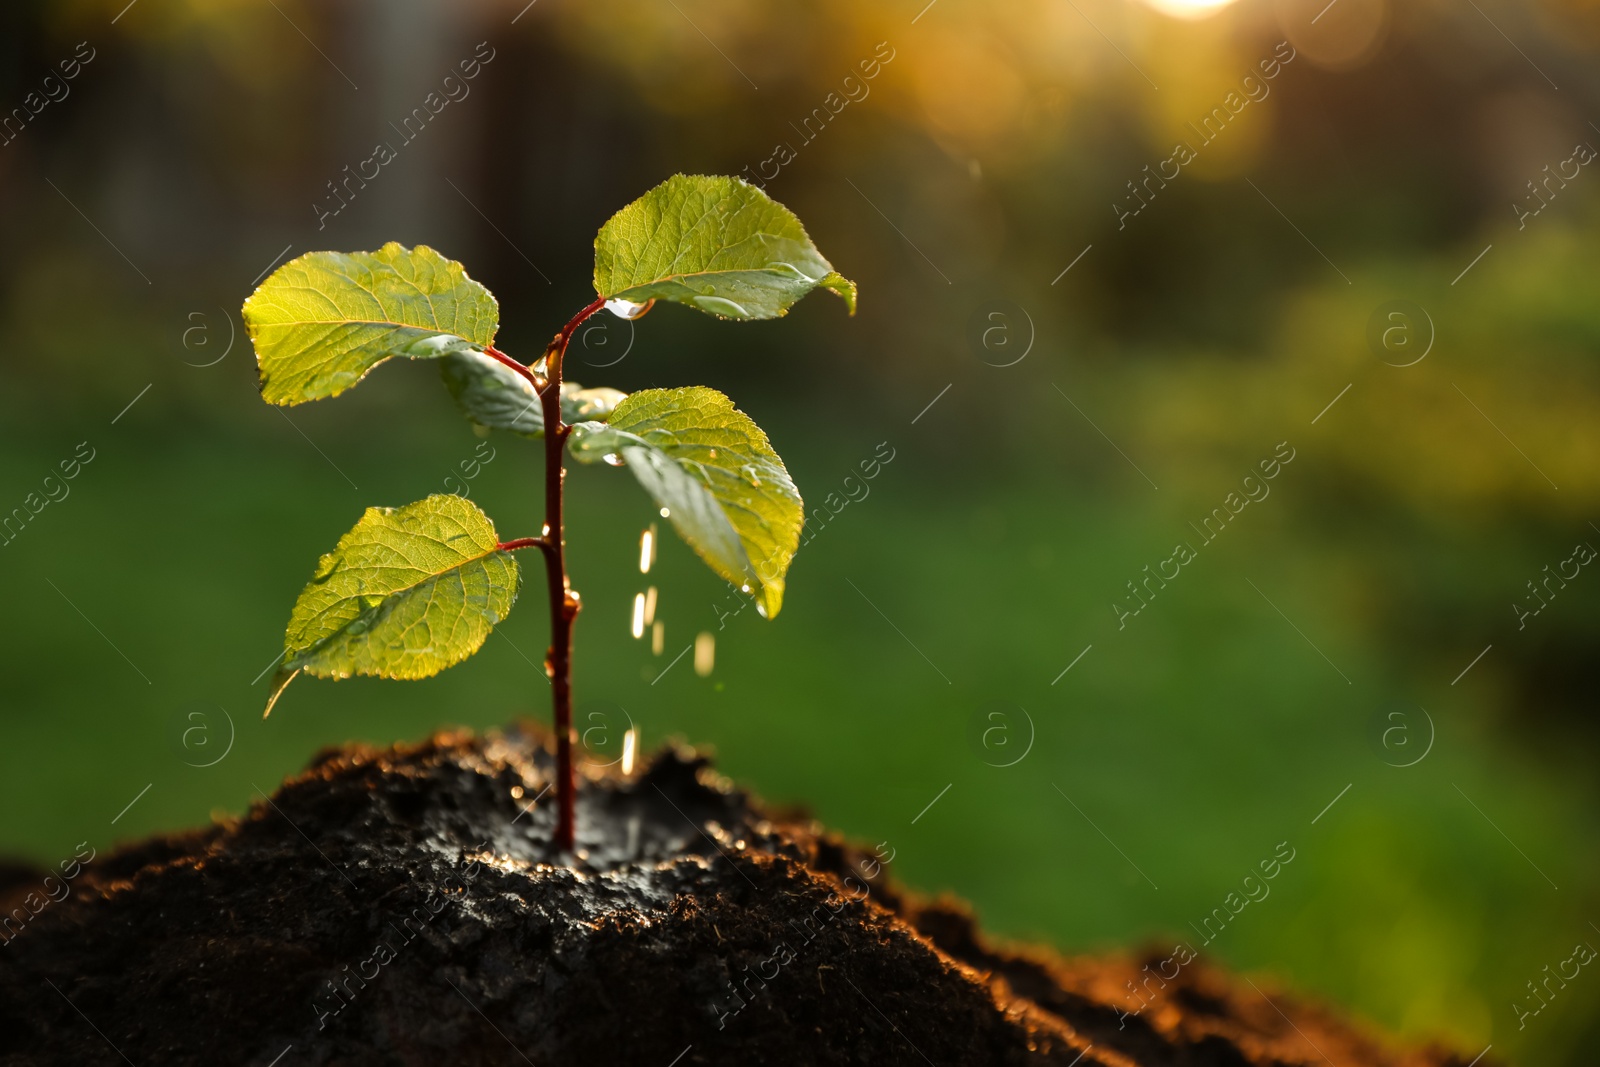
{"left": 0, "top": 726, "right": 1492, "bottom": 1066}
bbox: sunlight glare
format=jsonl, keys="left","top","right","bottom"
{"left": 1139, "top": 0, "right": 1242, "bottom": 19}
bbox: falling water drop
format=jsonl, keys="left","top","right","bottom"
{"left": 621, "top": 728, "right": 638, "bottom": 776}
{"left": 639, "top": 524, "right": 657, "bottom": 574}
{"left": 630, "top": 593, "right": 646, "bottom": 639}
{"left": 694, "top": 631, "right": 715, "bottom": 677}
{"left": 644, "top": 586, "right": 658, "bottom": 626}
{"left": 651, "top": 619, "right": 664, "bottom": 655}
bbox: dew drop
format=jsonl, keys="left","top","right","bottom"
{"left": 602, "top": 453, "right": 624, "bottom": 467}
{"left": 659, "top": 507, "right": 671, "bottom": 519}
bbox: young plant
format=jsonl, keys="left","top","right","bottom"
{"left": 243, "top": 174, "right": 855, "bottom": 852}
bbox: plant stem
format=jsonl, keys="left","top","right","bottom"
{"left": 538, "top": 296, "right": 607, "bottom": 853}
{"left": 496, "top": 537, "right": 549, "bottom": 553}
{"left": 482, "top": 346, "right": 540, "bottom": 389}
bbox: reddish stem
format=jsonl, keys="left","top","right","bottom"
{"left": 540, "top": 295, "right": 607, "bottom": 853}
{"left": 497, "top": 537, "right": 550, "bottom": 554}
{"left": 482, "top": 346, "right": 541, "bottom": 390}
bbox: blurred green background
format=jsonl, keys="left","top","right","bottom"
{"left": 3, "top": 0, "right": 1599, "bottom": 1061}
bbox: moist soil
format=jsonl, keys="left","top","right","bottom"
{"left": 0, "top": 726, "right": 1492, "bottom": 1066}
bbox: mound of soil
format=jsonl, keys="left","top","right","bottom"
{"left": 1, "top": 726, "right": 1487, "bottom": 1066}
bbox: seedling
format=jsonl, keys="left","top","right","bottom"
{"left": 243, "top": 175, "right": 855, "bottom": 851}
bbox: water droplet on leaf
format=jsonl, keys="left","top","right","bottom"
{"left": 604, "top": 297, "right": 652, "bottom": 320}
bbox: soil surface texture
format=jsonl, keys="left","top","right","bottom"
{"left": 0, "top": 726, "right": 1492, "bottom": 1066}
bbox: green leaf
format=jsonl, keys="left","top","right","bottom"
{"left": 244, "top": 243, "right": 499, "bottom": 406}
{"left": 593, "top": 174, "right": 857, "bottom": 321}
{"left": 265, "top": 494, "right": 520, "bottom": 716}
{"left": 570, "top": 386, "right": 802, "bottom": 618}
{"left": 440, "top": 350, "right": 628, "bottom": 436}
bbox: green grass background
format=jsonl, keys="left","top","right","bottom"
{"left": 1, "top": 313, "right": 1594, "bottom": 1063}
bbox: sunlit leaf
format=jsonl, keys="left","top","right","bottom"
{"left": 440, "top": 349, "right": 628, "bottom": 436}
{"left": 570, "top": 386, "right": 802, "bottom": 618}
{"left": 593, "top": 174, "right": 857, "bottom": 321}
{"left": 245, "top": 243, "right": 498, "bottom": 405}
{"left": 265, "top": 494, "right": 519, "bottom": 715}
